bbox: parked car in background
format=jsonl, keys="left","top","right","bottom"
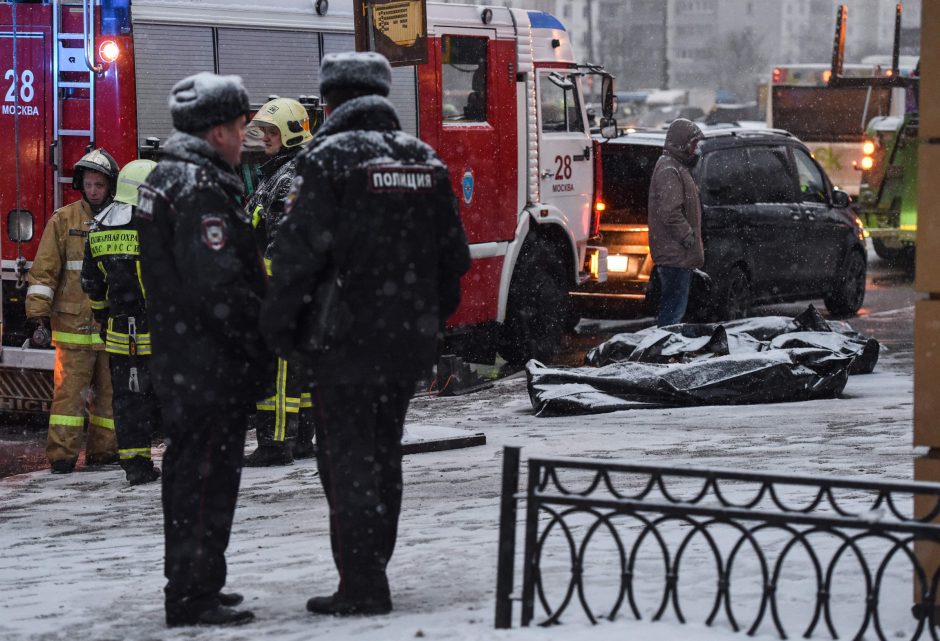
{"left": 576, "top": 127, "right": 868, "bottom": 320}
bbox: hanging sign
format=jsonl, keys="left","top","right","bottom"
{"left": 354, "top": 0, "right": 428, "bottom": 67}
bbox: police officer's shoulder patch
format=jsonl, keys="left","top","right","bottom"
{"left": 367, "top": 165, "right": 435, "bottom": 193}
{"left": 200, "top": 215, "right": 227, "bottom": 251}
{"left": 284, "top": 176, "right": 303, "bottom": 215}
{"left": 135, "top": 188, "right": 156, "bottom": 221}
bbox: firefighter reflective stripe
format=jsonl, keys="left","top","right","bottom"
{"left": 119, "top": 447, "right": 152, "bottom": 460}
{"left": 105, "top": 330, "right": 152, "bottom": 356}
{"left": 49, "top": 414, "right": 84, "bottom": 427}
{"left": 274, "top": 359, "right": 287, "bottom": 440}
{"left": 27, "top": 284, "right": 55, "bottom": 299}
{"left": 255, "top": 359, "right": 305, "bottom": 441}
{"left": 256, "top": 397, "right": 301, "bottom": 412}
{"left": 90, "top": 298, "right": 109, "bottom": 311}
{"left": 251, "top": 205, "right": 263, "bottom": 229}
{"left": 105, "top": 331, "right": 152, "bottom": 345}
{"left": 264, "top": 257, "right": 273, "bottom": 276}
{"left": 300, "top": 392, "right": 313, "bottom": 409}
{"left": 65, "top": 261, "right": 84, "bottom": 270}
{"left": 89, "top": 415, "right": 115, "bottom": 430}
{"left": 52, "top": 331, "right": 104, "bottom": 346}
{"left": 106, "top": 343, "right": 152, "bottom": 356}
{"left": 136, "top": 261, "right": 146, "bottom": 299}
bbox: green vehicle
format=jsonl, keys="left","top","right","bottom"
{"left": 829, "top": 4, "right": 919, "bottom": 262}
{"left": 856, "top": 74, "right": 919, "bottom": 261}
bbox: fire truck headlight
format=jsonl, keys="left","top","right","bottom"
{"left": 99, "top": 40, "right": 120, "bottom": 64}
{"left": 862, "top": 140, "right": 876, "bottom": 155}
{"left": 860, "top": 156, "right": 874, "bottom": 171}
{"left": 7, "top": 209, "right": 34, "bottom": 242}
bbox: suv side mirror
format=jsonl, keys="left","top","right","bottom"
{"left": 831, "top": 189, "right": 850, "bottom": 208}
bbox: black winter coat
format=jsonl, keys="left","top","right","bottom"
{"left": 247, "top": 148, "right": 300, "bottom": 262}
{"left": 261, "top": 95, "right": 470, "bottom": 386}
{"left": 135, "top": 132, "right": 274, "bottom": 408}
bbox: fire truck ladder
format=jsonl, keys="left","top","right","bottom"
{"left": 51, "top": 0, "right": 100, "bottom": 212}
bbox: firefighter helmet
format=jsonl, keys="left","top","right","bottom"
{"left": 249, "top": 98, "right": 313, "bottom": 148}
{"left": 72, "top": 149, "right": 120, "bottom": 194}
{"left": 114, "top": 159, "right": 157, "bottom": 207}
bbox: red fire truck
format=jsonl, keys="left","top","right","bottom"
{"left": 0, "top": 0, "right": 609, "bottom": 413}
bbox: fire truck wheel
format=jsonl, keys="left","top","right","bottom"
{"left": 499, "top": 236, "right": 572, "bottom": 369}
{"left": 824, "top": 249, "right": 866, "bottom": 319}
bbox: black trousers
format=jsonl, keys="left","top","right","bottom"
{"left": 110, "top": 354, "right": 161, "bottom": 472}
{"left": 313, "top": 381, "right": 413, "bottom": 601}
{"left": 161, "top": 402, "right": 249, "bottom": 617}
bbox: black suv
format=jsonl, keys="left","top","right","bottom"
{"left": 575, "top": 127, "right": 868, "bottom": 320}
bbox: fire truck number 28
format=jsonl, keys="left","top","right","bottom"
{"left": 2, "top": 69, "right": 38, "bottom": 116}
{"left": 553, "top": 154, "right": 572, "bottom": 180}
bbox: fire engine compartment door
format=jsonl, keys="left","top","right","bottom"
{"left": 0, "top": 27, "right": 47, "bottom": 267}
{"left": 428, "top": 30, "right": 516, "bottom": 245}
{"left": 537, "top": 71, "right": 592, "bottom": 240}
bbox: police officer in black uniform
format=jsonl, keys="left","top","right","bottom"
{"left": 261, "top": 52, "right": 471, "bottom": 617}
{"left": 81, "top": 159, "right": 161, "bottom": 486}
{"left": 135, "top": 72, "right": 272, "bottom": 628}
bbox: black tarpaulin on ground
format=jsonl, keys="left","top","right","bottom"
{"left": 527, "top": 305, "right": 880, "bottom": 416}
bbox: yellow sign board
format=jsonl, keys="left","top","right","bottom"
{"left": 355, "top": 0, "right": 428, "bottom": 67}
{"left": 372, "top": 1, "right": 423, "bottom": 47}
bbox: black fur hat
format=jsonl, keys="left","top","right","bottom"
{"left": 169, "top": 72, "right": 251, "bottom": 133}
{"left": 319, "top": 52, "right": 392, "bottom": 98}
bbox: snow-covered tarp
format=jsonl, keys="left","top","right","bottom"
{"left": 527, "top": 306, "right": 880, "bottom": 416}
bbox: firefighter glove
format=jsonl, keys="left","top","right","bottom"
{"left": 29, "top": 317, "right": 52, "bottom": 349}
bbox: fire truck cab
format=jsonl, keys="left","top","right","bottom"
{"left": 0, "top": 0, "right": 608, "bottom": 413}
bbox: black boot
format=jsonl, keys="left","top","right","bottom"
{"left": 243, "top": 443, "right": 293, "bottom": 467}
{"left": 50, "top": 459, "right": 76, "bottom": 474}
{"left": 166, "top": 605, "right": 254, "bottom": 627}
{"left": 123, "top": 456, "right": 161, "bottom": 486}
{"left": 218, "top": 592, "right": 244, "bottom": 607}
{"left": 127, "top": 465, "right": 161, "bottom": 486}
{"left": 306, "top": 592, "right": 391, "bottom": 616}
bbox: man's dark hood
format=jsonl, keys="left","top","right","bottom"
{"left": 664, "top": 118, "right": 704, "bottom": 167}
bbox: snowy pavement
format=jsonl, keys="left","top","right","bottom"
{"left": 0, "top": 332, "right": 918, "bottom": 641}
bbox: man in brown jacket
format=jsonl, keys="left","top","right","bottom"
{"left": 26, "top": 149, "right": 120, "bottom": 474}
{"left": 648, "top": 118, "right": 705, "bottom": 326}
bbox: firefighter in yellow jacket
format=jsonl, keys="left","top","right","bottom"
{"left": 26, "top": 149, "right": 120, "bottom": 474}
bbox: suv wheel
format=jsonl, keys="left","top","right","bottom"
{"left": 824, "top": 249, "right": 866, "bottom": 318}
{"left": 709, "top": 266, "right": 750, "bottom": 322}
{"left": 498, "top": 234, "right": 573, "bottom": 368}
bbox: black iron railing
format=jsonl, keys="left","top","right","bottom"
{"left": 495, "top": 446, "right": 940, "bottom": 640}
